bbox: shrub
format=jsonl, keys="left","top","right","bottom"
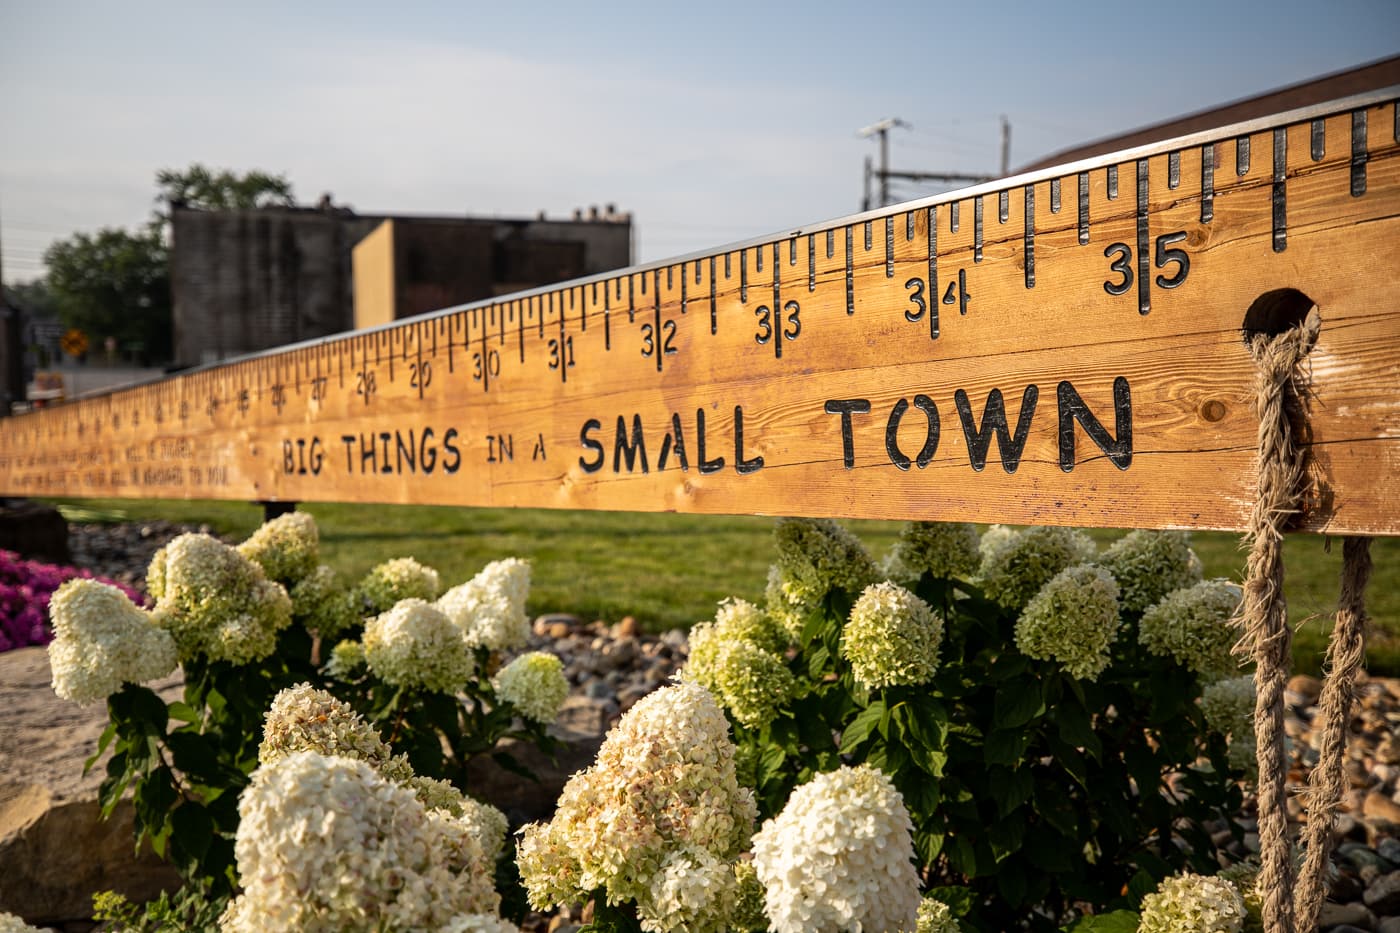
{"left": 715, "top": 519, "right": 1250, "bottom": 931}
{"left": 48, "top": 512, "right": 559, "bottom": 926}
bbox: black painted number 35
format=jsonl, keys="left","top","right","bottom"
{"left": 1103, "top": 231, "right": 1190, "bottom": 296}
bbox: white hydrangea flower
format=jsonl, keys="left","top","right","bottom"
{"left": 1201, "top": 675, "right": 1258, "bottom": 776}
{"left": 885, "top": 521, "right": 981, "bottom": 583}
{"left": 147, "top": 533, "right": 292, "bottom": 664}
{"left": 752, "top": 764, "right": 921, "bottom": 933}
{"left": 223, "top": 751, "right": 499, "bottom": 932}
{"left": 906, "top": 896, "right": 961, "bottom": 933}
{"left": 842, "top": 581, "right": 944, "bottom": 689}
{"left": 1138, "top": 580, "right": 1244, "bottom": 680}
{"left": 515, "top": 820, "right": 583, "bottom": 912}
{"left": 442, "top": 916, "right": 522, "bottom": 933}
{"left": 683, "top": 621, "right": 796, "bottom": 729}
{"left": 714, "top": 597, "right": 789, "bottom": 653}
{"left": 494, "top": 651, "right": 569, "bottom": 724}
{"left": 976, "top": 525, "right": 1097, "bottom": 611}
{"left": 47, "top": 579, "right": 178, "bottom": 705}
{"left": 1097, "top": 529, "right": 1203, "bottom": 614}
{"left": 291, "top": 565, "right": 361, "bottom": 640}
{"left": 236, "top": 511, "right": 319, "bottom": 585}
{"left": 437, "top": 558, "right": 532, "bottom": 651}
{"left": 359, "top": 556, "right": 442, "bottom": 613}
{"left": 457, "top": 794, "right": 509, "bottom": 863}
{"left": 258, "top": 683, "right": 398, "bottom": 772}
{"left": 364, "top": 599, "right": 474, "bottom": 693}
{"left": 773, "top": 518, "right": 878, "bottom": 605}
{"left": 765, "top": 564, "right": 817, "bottom": 641}
{"left": 1014, "top": 565, "right": 1121, "bottom": 681}
{"left": 0, "top": 911, "right": 55, "bottom": 933}
{"left": 637, "top": 846, "right": 739, "bottom": 933}
{"left": 1138, "top": 872, "right": 1246, "bottom": 933}
{"left": 516, "top": 682, "right": 756, "bottom": 912}
{"left": 323, "top": 638, "right": 367, "bottom": 680}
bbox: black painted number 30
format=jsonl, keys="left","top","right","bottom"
{"left": 1103, "top": 231, "right": 1191, "bottom": 296}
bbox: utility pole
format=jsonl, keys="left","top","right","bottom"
{"left": 1000, "top": 115, "right": 1012, "bottom": 177}
{"left": 859, "top": 115, "right": 1007, "bottom": 210}
{"left": 858, "top": 117, "right": 909, "bottom": 209}
{"left": 0, "top": 210, "right": 24, "bottom": 416}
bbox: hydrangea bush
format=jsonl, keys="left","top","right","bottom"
{"left": 711, "top": 519, "right": 1251, "bottom": 932}
{"left": 45, "top": 512, "right": 561, "bottom": 928}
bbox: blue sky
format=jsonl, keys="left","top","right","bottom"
{"left": 1, "top": 0, "right": 1396, "bottom": 281}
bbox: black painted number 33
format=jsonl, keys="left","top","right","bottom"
{"left": 1103, "top": 231, "right": 1190, "bottom": 297}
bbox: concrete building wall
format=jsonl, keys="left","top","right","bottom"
{"left": 171, "top": 206, "right": 379, "bottom": 366}
{"left": 172, "top": 205, "right": 633, "bottom": 368}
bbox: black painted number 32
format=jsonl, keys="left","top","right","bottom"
{"left": 1103, "top": 231, "right": 1190, "bottom": 296}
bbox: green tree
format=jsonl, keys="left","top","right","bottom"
{"left": 44, "top": 227, "right": 171, "bottom": 364}
{"left": 155, "top": 164, "right": 295, "bottom": 215}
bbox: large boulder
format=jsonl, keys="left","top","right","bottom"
{"left": 0, "top": 646, "right": 181, "bottom": 925}
{"left": 0, "top": 500, "right": 69, "bottom": 564}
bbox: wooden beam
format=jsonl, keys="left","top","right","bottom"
{"left": 2, "top": 91, "right": 1397, "bottom": 535}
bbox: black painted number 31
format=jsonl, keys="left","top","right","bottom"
{"left": 1103, "top": 231, "right": 1190, "bottom": 296}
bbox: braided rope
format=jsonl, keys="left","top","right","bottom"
{"left": 1293, "top": 536, "right": 1372, "bottom": 929}
{"left": 1234, "top": 309, "right": 1319, "bottom": 933}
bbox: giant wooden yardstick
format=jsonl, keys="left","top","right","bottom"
{"left": 1, "top": 90, "right": 1397, "bottom": 535}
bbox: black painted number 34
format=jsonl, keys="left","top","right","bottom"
{"left": 1103, "top": 231, "right": 1190, "bottom": 296}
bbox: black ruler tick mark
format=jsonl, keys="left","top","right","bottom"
{"left": 1024, "top": 186, "right": 1035, "bottom": 289}
{"left": 1201, "top": 144, "right": 1215, "bottom": 223}
{"left": 974, "top": 197, "right": 984, "bottom": 262}
{"left": 1077, "top": 172, "right": 1089, "bottom": 244}
{"left": 1136, "top": 159, "right": 1150, "bottom": 315}
{"left": 1351, "top": 109, "right": 1368, "bottom": 196}
{"left": 1272, "top": 127, "right": 1287, "bottom": 253}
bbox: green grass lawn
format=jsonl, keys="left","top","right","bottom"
{"left": 47, "top": 497, "right": 1399, "bottom": 676}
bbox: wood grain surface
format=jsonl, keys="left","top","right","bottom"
{"left": 2, "top": 96, "right": 1397, "bottom": 534}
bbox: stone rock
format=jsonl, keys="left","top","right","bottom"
{"left": 1341, "top": 843, "right": 1394, "bottom": 873}
{"left": 0, "top": 647, "right": 183, "bottom": 924}
{"left": 1378, "top": 917, "right": 1400, "bottom": 933}
{"left": 0, "top": 500, "right": 70, "bottom": 564}
{"left": 1289, "top": 674, "right": 1324, "bottom": 704}
{"left": 465, "top": 724, "right": 604, "bottom": 827}
{"left": 1317, "top": 901, "right": 1374, "bottom": 928}
{"left": 1365, "top": 791, "right": 1400, "bottom": 826}
{"left": 1364, "top": 870, "right": 1400, "bottom": 915}
{"left": 614, "top": 616, "right": 640, "bottom": 638}
{"left": 1379, "top": 836, "right": 1400, "bottom": 867}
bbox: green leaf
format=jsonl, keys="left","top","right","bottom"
{"left": 1054, "top": 699, "right": 1102, "bottom": 758}
{"left": 838, "top": 700, "right": 885, "bottom": 755}
{"left": 987, "top": 814, "right": 1026, "bottom": 863}
{"left": 1063, "top": 910, "right": 1140, "bottom": 933}
{"left": 994, "top": 684, "right": 1045, "bottom": 730}
{"left": 166, "top": 701, "right": 200, "bottom": 724}
{"left": 170, "top": 803, "right": 213, "bottom": 864}
{"left": 1033, "top": 780, "right": 1079, "bottom": 838}
{"left": 757, "top": 744, "right": 787, "bottom": 784}
{"left": 133, "top": 766, "right": 178, "bottom": 834}
{"left": 984, "top": 728, "right": 1030, "bottom": 766}
{"left": 988, "top": 765, "right": 1034, "bottom": 817}
{"left": 165, "top": 730, "right": 223, "bottom": 785}
{"left": 122, "top": 686, "right": 171, "bottom": 738}
{"left": 1024, "top": 823, "right": 1075, "bottom": 872}
{"left": 995, "top": 857, "right": 1028, "bottom": 904}
{"left": 925, "top": 885, "right": 973, "bottom": 917}
{"left": 84, "top": 722, "right": 118, "bottom": 775}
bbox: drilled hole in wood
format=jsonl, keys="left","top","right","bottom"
{"left": 1242, "top": 288, "right": 1318, "bottom": 342}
